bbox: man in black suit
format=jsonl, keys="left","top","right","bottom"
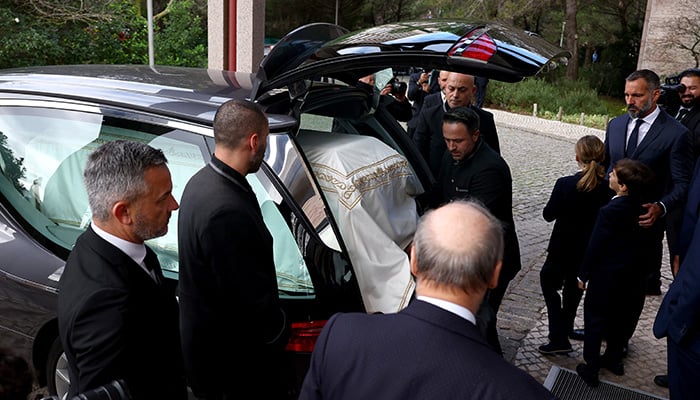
{"left": 178, "top": 100, "right": 290, "bottom": 399}
{"left": 654, "top": 162, "right": 700, "bottom": 399}
{"left": 413, "top": 72, "right": 500, "bottom": 177}
{"left": 654, "top": 68, "right": 700, "bottom": 386}
{"left": 406, "top": 69, "right": 441, "bottom": 138}
{"left": 676, "top": 68, "right": 700, "bottom": 161}
{"left": 58, "top": 140, "right": 186, "bottom": 399}
{"left": 603, "top": 69, "right": 693, "bottom": 296}
{"left": 436, "top": 106, "right": 520, "bottom": 355}
{"left": 298, "top": 200, "right": 556, "bottom": 400}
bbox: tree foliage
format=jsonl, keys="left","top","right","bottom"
{"left": 0, "top": 0, "right": 206, "bottom": 68}
{"left": 0, "top": 0, "right": 658, "bottom": 99}
{"left": 154, "top": 0, "right": 207, "bottom": 67}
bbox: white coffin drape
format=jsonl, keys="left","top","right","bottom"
{"left": 296, "top": 131, "right": 421, "bottom": 313}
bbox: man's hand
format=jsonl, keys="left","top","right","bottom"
{"left": 577, "top": 278, "right": 586, "bottom": 290}
{"left": 380, "top": 84, "right": 392, "bottom": 97}
{"left": 418, "top": 72, "right": 430, "bottom": 92}
{"left": 639, "top": 202, "right": 663, "bottom": 228}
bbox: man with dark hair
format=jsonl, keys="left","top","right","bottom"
{"left": 298, "top": 201, "right": 555, "bottom": 400}
{"left": 178, "top": 99, "right": 290, "bottom": 399}
{"left": 436, "top": 106, "right": 520, "bottom": 355}
{"left": 406, "top": 69, "right": 441, "bottom": 138}
{"left": 413, "top": 72, "right": 500, "bottom": 177}
{"left": 676, "top": 68, "right": 700, "bottom": 160}
{"left": 58, "top": 140, "right": 185, "bottom": 400}
{"left": 602, "top": 69, "right": 693, "bottom": 297}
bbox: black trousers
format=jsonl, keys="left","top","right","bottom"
{"left": 583, "top": 271, "right": 646, "bottom": 369}
{"left": 540, "top": 256, "right": 583, "bottom": 345}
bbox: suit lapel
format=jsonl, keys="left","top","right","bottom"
{"left": 632, "top": 110, "right": 671, "bottom": 159}
{"left": 83, "top": 226, "right": 160, "bottom": 287}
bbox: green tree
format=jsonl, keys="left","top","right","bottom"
{"left": 0, "top": 131, "right": 26, "bottom": 193}
{"left": 61, "top": 1, "right": 148, "bottom": 65}
{"left": 154, "top": 0, "right": 207, "bottom": 67}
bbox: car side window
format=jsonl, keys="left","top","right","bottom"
{"left": 0, "top": 106, "right": 208, "bottom": 273}
{"left": 0, "top": 105, "right": 316, "bottom": 295}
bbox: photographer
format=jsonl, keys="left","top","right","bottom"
{"left": 676, "top": 68, "right": 700, "bottom": 160}
{"left": 357, "top": 74, "right": 412, "bottom": 122}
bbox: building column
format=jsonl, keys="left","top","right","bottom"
{"left": 208, "top": 0, "right": 265, "bottom": 72}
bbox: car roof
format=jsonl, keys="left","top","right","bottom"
{"left": 0, "top": 64, "right": 296, "bottom": 130}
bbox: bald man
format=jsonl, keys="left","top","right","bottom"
{"left": 299, "top": 201, "right": 555, "bottom": 400}
{"left": 413, "top": 72, "right": 501, "bottom": 177}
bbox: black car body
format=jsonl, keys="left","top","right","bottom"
{"left": 0, "top": 20, "right": 567, "bottom": 398}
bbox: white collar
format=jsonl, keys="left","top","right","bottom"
{"left": 416, "top": 295, "right": 477, "bottom": 325}
{"left": 91, "top": 222, "right": 147, "bottom": 266}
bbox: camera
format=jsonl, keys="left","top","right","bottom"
{"left": 389, "top": 78, "right": 407, "bottom": 96}
{"left": 658, "top": 75, "right": 686, "bottom": 113}
{"left": 41, "top": 380, "right": 131, "bottom": 400}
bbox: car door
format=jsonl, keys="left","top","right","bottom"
{"left": 254, "top": 19, "right": 570, "bottom": 99}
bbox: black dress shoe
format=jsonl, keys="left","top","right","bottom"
{"left": 569, "top": 329, "right": 585, "bottom": 341}
{"left": 602, "top": 359, "right": 624, "bottom": 375}
{"left": 576, "top": 363, "right": 599, "bottom": 387}
{"left": 538, "top": 342, "right": 573, "bottom": 355}
{"left": 654, "top": 374, "right": 669, "bottom": 388}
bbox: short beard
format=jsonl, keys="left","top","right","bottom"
{"left": 133, "top": 213, "right": 168, "bottom": 242}
{"left": 248, "top": 145, "right": 266, "bottom": 173}
{"left": 627, "top": 97, "right": 653, "bottom": 119}
{"left": 681, "top": 95, "right": 700, "bottom": 108}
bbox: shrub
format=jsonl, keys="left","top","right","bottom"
{"left": 487, "top": 77, "right": 625, "bottom": 129}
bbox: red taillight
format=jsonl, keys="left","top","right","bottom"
{"left": 448, "top": 30, "right": 496, "bottom": 62}
{"left": 285, "top": 320, "right": 327, "bottom": 352}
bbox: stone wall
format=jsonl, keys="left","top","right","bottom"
{"left": 638, "top": 0, "right": 698, "bottom": 78}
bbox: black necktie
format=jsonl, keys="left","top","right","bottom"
{"left": 626, "top": 119, "right": 644, "bottom": 156}
{"left": 143, "top": 248, "right": 161, "bottom": 285}
{"left": 676, "top": 108, "right": 689, "bottom": 121}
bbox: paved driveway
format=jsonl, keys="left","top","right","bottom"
{"left": 493, "top": 110, "right": 670, "bottom": 399}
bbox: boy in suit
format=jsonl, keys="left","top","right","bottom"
{"left": 576, "top": 158, "right": 656, "bottom": 386}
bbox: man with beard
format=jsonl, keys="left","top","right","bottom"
{"left": 603, "top": 69, "right": 693, "bottom": 297}
{"left": 435, "top": 106, "right": 520, "bottom": 356}
{"left": 413, "top": 72, "right": 500, "bottom": 177}
{"left": 676, "top": 68, "right": 700, "bottom": 160}
{"left": 580, "top": 70, "right": 694, "bottom": 361}
{"left": 178, "top": 100, "right": 290, "bottom": 399}
{"left": 58, "top": 140, "right": 186, "bottom": 400}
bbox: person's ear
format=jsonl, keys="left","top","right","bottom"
{"left": 488, "top": 261, "right": 502, "bottom": 289}
{"left": 472, "top": 129, "right": 480, "bottom": 142}
{"left": 112, "top": 201, "right": 132, "bottom": 224}
{"left": 248, "top": 132, "right": 260, "bottom": 151}
{"left": 410, "top": 245, "right": 419, "bottom": 277}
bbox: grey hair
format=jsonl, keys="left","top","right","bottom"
{"left": 213, "top": 99, "right": 268, "bottom": 149}
{"left": 412, "top": 200, "right": 504, "bottom": 292}
{"left": 84, "top": 140, "right": 168, "bottom": 221}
